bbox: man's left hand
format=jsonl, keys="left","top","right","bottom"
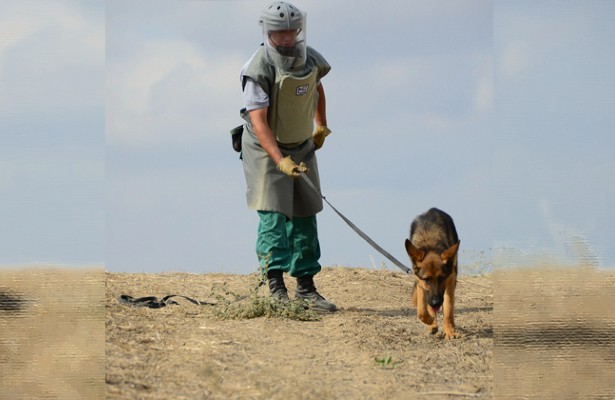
{"left": 312, "top": 126, "right": 331, "bottom": 150}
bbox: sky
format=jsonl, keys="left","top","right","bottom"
{"left": 1, "top": 1, "right": 613, "bottom": 273}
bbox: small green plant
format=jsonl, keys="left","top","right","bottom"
{"left": 209, "top": 281, "right": 243, "bottom": 304}
{"left": 212, "top": 254, "right": 321, "bottom": 321}
{"left": 214, "top": 295, "right": 320, "bottom": 321}
{"left": 375, "top": 356, "right": 395, "bottom": 369}
{"left": 258, "top": 252, "right": 273, "bottom": 281}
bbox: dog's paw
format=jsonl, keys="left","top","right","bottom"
{"left": 444, "top": 331, "right": 461, "bottom": 339}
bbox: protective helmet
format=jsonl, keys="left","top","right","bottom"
{"left": 259, "top": 1, "right": 307, "bottom": 71}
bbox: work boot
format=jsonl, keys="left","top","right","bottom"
{"left": 267, "top": 270, "right": 289, "bottom": 303}
{"left": 295, "top": 275, "right": 338, "bottom": 312}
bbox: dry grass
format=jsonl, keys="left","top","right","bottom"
{"left": 106, "top": 267, "right": 493, "bottom": 399}
{"left": 9, "top": 263, "right": 610, "bottom": 399}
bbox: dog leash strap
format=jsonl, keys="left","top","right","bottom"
{"left": 119, "top": 294, "right": 217, "bottom": 308}
{"left": 300, "top": 173, "right": 411, "bottom": 274}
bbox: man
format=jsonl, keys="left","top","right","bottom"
{"left": 239, "top": 1, "right": 336, "bottom": 312}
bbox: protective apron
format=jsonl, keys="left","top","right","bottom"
{"left": 241, "top": 68, "right": 323, "bottom": 219}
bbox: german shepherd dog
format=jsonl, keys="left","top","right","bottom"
{"left": 404, "top": 208, "right": 460, "bottom": 339}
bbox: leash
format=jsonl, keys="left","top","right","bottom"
{"left": 118, "top": 279, "right": 267, "bottom": 309}
{"left": 300, "top": 173, "right": 411, "bottom": 274}
{"left": 119, "top": 294, "right": 217, "bottom": 309}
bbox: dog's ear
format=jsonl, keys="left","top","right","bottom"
{"left": 440, "top": 240, "right": 460, "bottom": 264}
{"left": 405, "top": 239, "right": 425, "bottom": 264}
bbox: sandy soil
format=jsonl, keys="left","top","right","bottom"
{"left": 105, "top": 267, "right": 493, "bottom": 399}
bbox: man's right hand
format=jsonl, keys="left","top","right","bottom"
{"left": 276, "top": 156, "right": 308, "bottom": 178}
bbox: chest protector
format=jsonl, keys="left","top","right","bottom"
{"left": 268, "top": 68, "right": 318, "bottom": 145}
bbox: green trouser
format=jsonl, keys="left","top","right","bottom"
{"left": 256, "top": 211, "right": 321, "bottom": 278}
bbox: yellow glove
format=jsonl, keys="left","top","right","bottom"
{"left": 276, "top": 156, "right": 309, "bottom": 178}
{"left": 312, "top": 126, "right": 331, "bottom": 150}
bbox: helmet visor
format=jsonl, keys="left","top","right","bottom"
{"left": 261, "top": 12, "right": 307, "bottom": 70}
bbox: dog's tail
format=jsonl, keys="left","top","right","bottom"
{"left": 411, "top": 281, "right": 418, "bottom": 306}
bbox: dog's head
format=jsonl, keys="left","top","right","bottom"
{"left": 404, "top": 240, "right": 460, "bottom": 311}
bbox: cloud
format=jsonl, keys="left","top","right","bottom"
{"left": 0, "top": 2, "right": 104, "bottom": 115}
{"left": 330, "top": 51, "right": 490, "bottom": 136}
{"left": 106, "top": 39, "right": 244, "bottom": 147}
{"left": 495, "top": 3, "right": 615, "bottom": 81}
{"left": 498, "top": 41, "right": 530, "bottom": 78}
{"left": 469, "top": 52, "right": 493, "bottom": 115}
{"left": 474, "top": 73, "right": 493, "bottom": 114}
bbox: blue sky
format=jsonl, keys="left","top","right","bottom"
{"left": 0, "top": 1, "right": 105, "bottom": 267}
{"left": 1, "top": 1, "right": 613, "bottom": 273}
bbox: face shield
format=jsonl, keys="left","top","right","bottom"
{"left": 259, "top": 2, "right": 307, "bottom": 71}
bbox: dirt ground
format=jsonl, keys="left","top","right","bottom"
{"left": 105, "top": 267, "right": 493, "bottom": 400}
{"left": 4, "top": 264, "right": 613, "bottom": 399}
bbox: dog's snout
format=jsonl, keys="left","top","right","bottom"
{"left": 428, "top": 295, "right": 443, "bottom": 308}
